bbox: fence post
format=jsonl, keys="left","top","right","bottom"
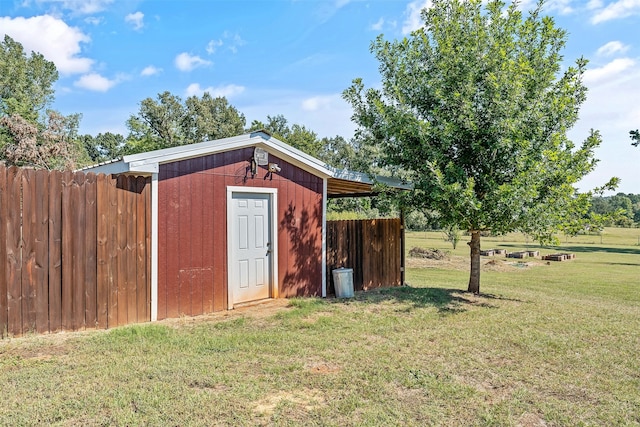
{"left": 400, "top": 211, "right": 406, "bottom": 286}
{"left": 0, "top": 165, "right": 7, "bottom": 337}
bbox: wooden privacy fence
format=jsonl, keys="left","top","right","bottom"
{"left": 0, "top": 164, "right": 151, "bottom": 338}
{"left": 326, "top": 218, "right": 403, "bottom": 295}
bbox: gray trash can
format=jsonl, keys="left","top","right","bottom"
{"left": 332, "top": 268, "right": 354, "bottom": 298}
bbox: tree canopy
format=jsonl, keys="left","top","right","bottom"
{"left": 126, "top": 91, "right": 246, "bottom": 153}
{"left": 631, "top": 129, "right": 639, "bottom": 147}
{"left": 248, "top": 114, "right": 323, "bottom": 158}
{"left": 0, "top": 35, "right": 58, "bottom": 124}
{"left": 344, "top": 0, "right": 615, "bottom": 293}
{"left": 0, "top": 35, "right": 88, "bottom": 169}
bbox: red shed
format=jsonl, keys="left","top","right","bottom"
{"left": 84, "top": 131, "right": 408, "bottom": 321}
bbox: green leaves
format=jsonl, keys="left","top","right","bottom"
{"left": 125, "top": 91, "right": 246, "bottom": 153}
{"left": 0, "top": 35, "right": 58, "bottom": 124}
{"left": 344, "top": 0, "right": 614, "bottom": 291}
{"left": 631, "top": 129, "right": 639, "bottom": 147}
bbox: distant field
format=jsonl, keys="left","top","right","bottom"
{"left": 0, "top": 228, "right": 638, "bottom": 426}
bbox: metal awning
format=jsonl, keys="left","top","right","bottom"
{"left": 326, "top": 169, "right": 411, "bottom": 198}
{"left": 327, "top": 178, "right": 379, "bottom": 198}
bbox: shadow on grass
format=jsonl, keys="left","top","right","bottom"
{"left": 601, "top": 262, "right": 640, "bottom": 267}
{"left": 326, "top": 286, "right": 523, "bottom": 315}
{"left": 552, "top": 245, "right": 640, "bottom": 256}
{"left": 498, "top": 243, "right": 640, "bottom": 256}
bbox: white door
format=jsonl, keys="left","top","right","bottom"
{"left": 229, "top": 192, "right": 272, "bottom": 304}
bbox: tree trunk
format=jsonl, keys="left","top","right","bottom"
{"left": 467, "top": 231, "right": 481, "bottom": 294}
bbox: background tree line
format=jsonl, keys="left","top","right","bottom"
{"left": 0, "top": 34, "right": 389, "bottom": 217}
{"left": 2, "top": 32, "right": 635, "bottom": 232}
{"left": 1, "top": 32, "right": 635, "bottom": 230}
{"left": 0, "top": 35, "right": 360, "bottom": 169}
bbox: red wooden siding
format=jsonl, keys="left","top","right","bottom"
{"left": 157, "top": 147, "right": 323, "bottom": 319}
{"left": 0, "top": 165, "right": 150, "bottom": 338}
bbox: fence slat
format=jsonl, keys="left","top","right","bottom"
{"left": 49, "top": 170, "right": 62, "bottom": 332}
{"left": 21, "top": 169, "right": 37, "bottom": 333}
{"left": 108, "top": 174, "right": 119, "bottom": 328}
{"left": 61, "top": 171, "right": 74, "bottom": 331}
{"left": 126, "top": 176, "right": 137, "bottom": 323}
{"left": 6, "top": 167, "right": 22, "bottom": 336}
{"left": 35, "top": 169, "right": 50, "bottom": 334}
{"left": 85, "top": 173, "right": 98, "bottom": 329}
{"left": 72, "top": 172, "right": 86, "bottom": 331}
{"left": 0, "top": 166, "right": 8, "bottom": 337}
{"left": 96, "top": 174, "right": 108, "bottom": 328}
{"left": 136, "top": 177, "right": 148, "bottom": 322}
{"left": 116, "top": 175, "right": 128, "bottom": 326}
{"left": 145, "top": 177, "right": 151, "bottom": 321}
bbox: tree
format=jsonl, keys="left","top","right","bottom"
{"left": 248, "top": 115, "right": 322, "bottom": 157}
{"left": 184, "top": 93, "right": 245, "bottom": 143}
{"left": 0, "top": 36, "right": 90, "bottom": 168}
{"left": 344, "top": 0, "right": 615, "bottom": 293}
{"left": 0, "top": 35, "right": 58, "bottom": 123}
{"left": 126, "top": 91, "right": 187, "bottom": 152}
{"left": 1, "top": 111, "right": 84, "bottom": 170}
{"left": 631, "top": 130, "right": 639, "bottom": 147}
{"left": 443, "top": 225, "right": 461, "bottom": 250}
{"left": 82, "top": 132, "right": 126, "bottom": 163}
{"left": 126, "top": 91, "right": 245, "bottom": 153}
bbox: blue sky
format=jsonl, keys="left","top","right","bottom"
{"left": 1, "top": 0, "right": 639, "bottom": 193}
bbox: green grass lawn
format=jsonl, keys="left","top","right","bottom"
{"left": 1, "top": 228, "right": 639, "bottom": 426}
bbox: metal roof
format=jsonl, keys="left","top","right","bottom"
{"left": 82, "top": 131, "right": 410, "bottom": 197}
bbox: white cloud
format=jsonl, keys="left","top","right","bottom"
{"left": 206, "top": 39, "right": 223, "bottom": 54}
{"left": 371, "top": 17, "right": 384, "bottom": 31}
{"left": 185, "top": 83, "right": 245, "bottom": 98}
{"left": 74, "top": 72, "right": 118, "bottom": 92}
{"left": 240, "top": 90, "right": 355, "bottom": 139}
{"left": 35, "top": 0, "right": 114, "bottom": 15}
{"left": 0, "top": 15, "right": 93, "bottom": 75}
{"left": 84, "top": 16, "right": 102, "bottom": 25}
{"left": 596, "top": 41, "right": 630, "bottom": 56}
{"left": 546, "top": 0, "right": 574, "bottom": 14}
{"left": 205, "top": 31, "right": 246, "bottom": 55}
{"left": 222, "top": 31, "right": 245, "bottom": 54}
{"left": 301, "top": 94, "right": 342, "bottom": 112}
{"left": 572, "top": 63, "right": 640, "bottom": 194}
{"left": 587, "top": 0, "right": 604, "bottom": 9}
{"left": 125, "top": 11, "right": 144, "bottom": 31}
{"left": 174, "top": 52, "right": 212, "bottom": 71}
{"left": 141, "top": 65, "right": 161, "bottom": 76}
{"left": 584, "top": 58, "right": 636, "bottom": 84}
{"left": 402, "top": 0, "right": 432, "bottom": 34}
{"left": 591, "top": 0, "right": 640, "bottom": 24}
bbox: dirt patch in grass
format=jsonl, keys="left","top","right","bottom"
{"left": 517, "top": 412, "right": 548, "bottom": 427}
{"left": 0, "top": 334, "right": 86, "bottom": 361}
{"left": 406, "top": 255, "right": 548, "bottom": 272}
{"left": 409, "top": 247, "right": 450, "bottom": 260}
{"left": 160, "top": 298, "right": 293, "bottom": 329}
{"left": 253, "top": 389, "right": 326, "bottom": 416}
{"left": 306, "top": 361, "right": 342, "bottom": 374}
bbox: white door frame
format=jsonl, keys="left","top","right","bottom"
{"left": 226, "top": 186, "right": 278, "bottom": 310}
